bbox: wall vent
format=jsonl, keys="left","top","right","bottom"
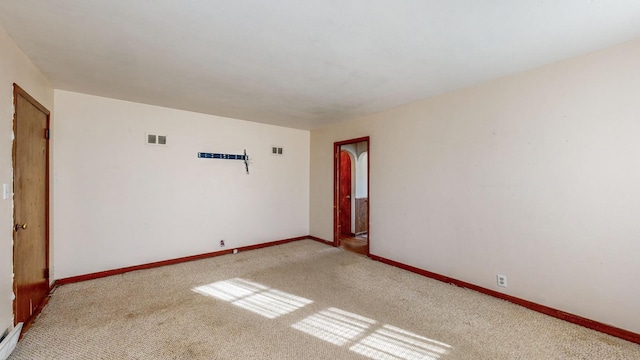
{"left": 146, "top": 133, "right": 167, "bottom": 146}
{"left": 272, "top": 146, "right": 283, "bottom": 155}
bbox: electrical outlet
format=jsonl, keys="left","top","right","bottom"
{"left": 220, "top": 240, "right": 225, "bottom": 247}
{"left": 233, "top": 249, "right": 238, "bottom": 254}
{"left": 497, "top": 274, "right": 507, "bottom": 288}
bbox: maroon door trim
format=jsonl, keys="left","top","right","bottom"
{"left": 333, "top": 136, "right": 370, "bottom": 255}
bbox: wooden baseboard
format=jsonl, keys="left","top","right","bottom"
{"left": 307, "top": 235, "right": 333, "bottom": 244}
{"left": 56, "top": 236, "right": 309, "bottom": 286}
{"left": 52, "top": 237, "right": 638, "bottom": 344}
{"left": 369, "top": 254, "right": 640, "bottom": 345}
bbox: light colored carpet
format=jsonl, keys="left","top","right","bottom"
{"left": 9, "top": 240, "right": 640, "bottom": 359}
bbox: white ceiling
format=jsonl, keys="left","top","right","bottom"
{"left": 1, "top": 1, "right": 640, "bottom": 130}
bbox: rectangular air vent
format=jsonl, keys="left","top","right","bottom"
{"left": 271, "top": 146, "right": 283, "bottom": 155}
{"left": 146, "top": 133, "right": 167, "bottom": 146}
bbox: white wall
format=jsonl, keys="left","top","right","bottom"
{"left": 53, "top": 90, "right": 309, "bottom": 279}
{"left": 355, "top": 151, "right": 368, "bottom": 199}
{"left": 0, "top": 25, "right": 53, "bottom": 332}
{"left": 310, "top": 39, "right": 640, "bottom": 334}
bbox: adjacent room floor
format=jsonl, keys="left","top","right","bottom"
{"left": 339, "top": 233, "right": 368, "bottom": 255}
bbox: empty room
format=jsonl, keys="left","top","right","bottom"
{"left": 1, "top": 1, "right": 640, "bottom": 359}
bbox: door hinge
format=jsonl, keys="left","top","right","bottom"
{"left": 44, "top": 129, "right": 50, "bottom": 140}
{"left": 44, "top": 268, "right": 50, "bottom": 279}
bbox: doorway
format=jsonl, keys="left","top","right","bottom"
{"left": 12, "top": 84, "right": 50, "bottom": 326}
{"left": 334, "top": 137, "right": 369, "bottom": 255}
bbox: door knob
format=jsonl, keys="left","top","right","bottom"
{"left": 15, "top": 223, "right": 27, "bottom": 231}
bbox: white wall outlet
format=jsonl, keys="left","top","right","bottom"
{"left": 497, "top": 274, "right": 508, "bottom": 288}
{"left": 233, "top": 249, "right": 238, "bottom": 254}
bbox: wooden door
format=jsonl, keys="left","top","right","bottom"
{"left": 13, "top": 84, "right": 50, "bottom": 324}
{"left": 339, "top": 151, "right": 352, "bottom": 236}
{"left": 355, "top": 198, "right": 368, "bottom": 235}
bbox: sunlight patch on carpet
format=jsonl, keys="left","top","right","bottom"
{"left": 291, "top": 308, "right": 451, "bottom": 359}
{"left": 195, "top": 279, "right": 452, "bottom": 359}
{"left": 193, "top": 278, "right": 313, "bottom": 319}
{"left": 350, "top": 324, "right": 452, "bottom": 360}
{"left": 291, "top": 308, "right": 376, "bottom": 345}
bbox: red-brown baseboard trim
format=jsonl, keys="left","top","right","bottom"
{"left": 52, "top": 237, "right": 638, "bottom": 344}
{"left": 369, "top": 254, "right": 640, "bottom": 345}
{"left": 307, "top": 235, "right": 332, "bottom": 244}
{"left": 56, "top": 236, "right": 309, "bottom": 286}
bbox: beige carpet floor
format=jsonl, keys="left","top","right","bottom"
{"left": 9, "top": 240, "right": 640, "bottom": 359}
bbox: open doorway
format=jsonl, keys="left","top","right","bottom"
{"left": 334, "top": 137, "right": 369, "bottom": 255}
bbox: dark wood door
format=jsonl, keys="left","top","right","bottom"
{"left": 339, "top": 151, "right": 352, "bottom": 236}
{"left": 13, "top": 84, "right": 50, "bottom": 324}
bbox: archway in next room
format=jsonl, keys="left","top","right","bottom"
{"left": 334, "top": 137, "right": 369, "bottom": 256}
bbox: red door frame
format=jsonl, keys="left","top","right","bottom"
{"left": 333, "top": 136, "right": 370, "bottom": 255}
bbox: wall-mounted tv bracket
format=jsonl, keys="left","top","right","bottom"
{"left": 198, "top": 149, "right": 250, "bottom": 174}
